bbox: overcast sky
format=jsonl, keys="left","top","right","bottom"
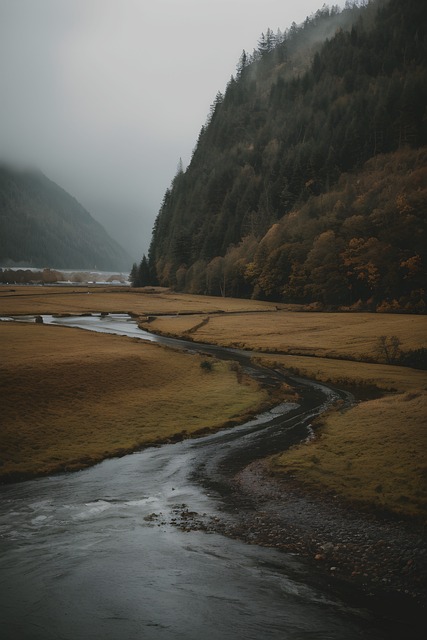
{"left": 0, "top": 0, "right": 345, "bottom": 261}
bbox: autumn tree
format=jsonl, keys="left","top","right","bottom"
{"left": 146, "top": 0, "right": 427, "bottom": 309}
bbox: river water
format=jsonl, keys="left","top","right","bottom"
{"left": 0, "top": 314, "right": 415, "bottom": 639}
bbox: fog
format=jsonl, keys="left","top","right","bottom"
{"left": 0, "top": 0, "right": 345, "bottom": 260}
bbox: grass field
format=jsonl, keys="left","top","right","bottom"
{"left": 139, "top": 306, "right": 427, "bottom": 519}
{"left": 0, "top": 285, "right": 277, "bottom": 316}
{"left": 146, "top": 309, "right": 426, "bottom": 362}
{"left": 269, "top": 390, "right": 427, "bottom": 520}
{"left": 1, "top": 285, "right": 426, "bottom": 519}
{"left": 143, "top": 307, "right": 427, "bottom": 520}
{"left": 0, "top": 321, "right": 269, "bottom": 481}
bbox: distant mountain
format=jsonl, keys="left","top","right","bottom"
{"left": 147, "top": 0, "right": 426, "bottom": 311}
{"left": 0, "top": 165, "right": 132, "bottom": 271}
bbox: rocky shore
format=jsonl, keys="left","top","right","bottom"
{"left": 166, "top": 459, "right": 426, "bottom": 614}
{"left": 229, "top": 462, "right": 425, "bottom": 599}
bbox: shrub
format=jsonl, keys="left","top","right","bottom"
{"left": 200, "top": 360, "right": 213, "bottom": 372}
{"left": 374, "top": 335, "right": 401, "bottom": 364}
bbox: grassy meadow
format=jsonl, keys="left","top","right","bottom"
{"left": 0, "top": 321, "right": 270, "bottom": 481}
{"left": 269, "top": 390, "right": 427, "bottom": 520}
{"left": 0, "top": 285, "right": 277, "bottom": 316}
{"left": 145, "top": 309, "right": 426, "bottom": 361}
{"left": 1, "top": 285, "right": 426, "bottom": 520}
{"left": 143, "top": 307, "right": 427, "bottom": 520}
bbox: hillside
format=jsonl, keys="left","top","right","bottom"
{"left": 0, "top": 165, "right": 132, "bottom": 271}
{"left": 147, "top": 0, "right": 427, "bottom": 311}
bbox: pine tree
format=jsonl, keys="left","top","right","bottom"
{"left": 129, "top": 262, "right": 140, "bottom": 287}
{"left": 138, "top": 255, "right": 150, "bottom": 286}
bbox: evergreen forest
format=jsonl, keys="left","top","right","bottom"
{"left": 146, "top": 0, "right": 426, "bottom": 312}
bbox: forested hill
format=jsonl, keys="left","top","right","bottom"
{"left": 147, "top": 0, "right": 427, "bottom": 312}
{"left": 0, "top": 165, "right": 132, "bottom": 271}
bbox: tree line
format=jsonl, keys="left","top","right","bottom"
{"left": 138, "top": 0, "right": 426, "bottom": 312}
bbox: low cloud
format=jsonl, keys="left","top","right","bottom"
{"left": 0, "top": 0, "right": 344, "bottom": 258}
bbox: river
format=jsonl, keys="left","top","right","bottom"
{"left": 0, "top": 314, "right": 418, "bottom": 639}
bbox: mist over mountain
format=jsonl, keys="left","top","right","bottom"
{"left": 147, "top": 0, "right": 426, "bottom": 311}
{"left": 0, "top": 164, "right": 132, "bottom": 271}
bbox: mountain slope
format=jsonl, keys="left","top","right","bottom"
{"left": 0, "top": 165, "right": 132, "bottom": 271}
{"left": 147, "top": 0, "right": 426, "bottom": 310}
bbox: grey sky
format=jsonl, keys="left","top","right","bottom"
{"left": 0, "top": 0, "right": 345, "bottom": 261}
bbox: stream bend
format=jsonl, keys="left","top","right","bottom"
{"left": 0, "top": 313, "right": 413, "bottom": 640}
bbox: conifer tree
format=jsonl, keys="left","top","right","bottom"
{"left": 138, "top": 255, "right": 150, "bottom": 286}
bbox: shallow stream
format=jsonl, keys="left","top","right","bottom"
{"left": 0, "top": 314, "right": 417, "bottom": 639}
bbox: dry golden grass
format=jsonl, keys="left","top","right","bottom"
{"left": 133, "top": 301, "right": 427, "bottom": 520}
{"left": 0, "top": 322, "right": 268, "bottom": 480}
{"left": 254, "top": 353, "right": 427, "bottom": 394}
{"left": 148, "top": 309, "right": 427, "bottom": 362}
{"left": 4, "top": 287, "right": 424, "bottom": 364}
{"left": 0, "top": 285, "right": 277, "bottom": 316}
{"left": 1, "top": 287, "right": 426, "bottom": 520}
{"left": 269, "top": 391, "right": 427, "bottom": 520}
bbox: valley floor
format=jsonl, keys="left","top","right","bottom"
{"left": 1, "top": 286, "right": 426, "bottom": 503}
{"left": 1, "top": 286, "right": 426, "bottom": 579}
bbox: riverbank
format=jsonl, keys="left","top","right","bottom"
{"left": 2, "top": 288, "right": 426, "bottom": 616}
{"left": 2, "top": 287, "right": 426, "bottom": 516}
{"left": 267, "top": 389, "right": 427, "bottom": 520}
{"left": 139, "top": 306, "right": 427, "bottom": 522}
{"left": 0, "top": 321, "right": 274, "bottom": 482}
{"left": 169, "top": 457, "right": 426, "bottom": 617}
{"left": 234, "top": 460, "right": 426, "bottom": 603}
